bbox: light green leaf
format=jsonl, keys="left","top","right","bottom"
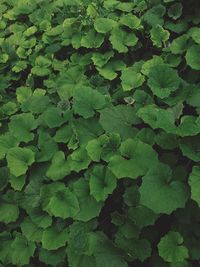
{"left": 0, "top": 133, "right": 18, "bottom": 159}
{"left": 7, "top": 147, "right": 35, "bottom": 177}
{"left": 109, "top": 27, "right": 138, "bottom": 53}
{"left": 92, "top": 51, "right": 114, "bottom": 68}
{"left": 94, "top": 18, "right": 116, "bottom": 33}
{"left": 170, "top": 35, "right": 189, "bottom": 54}
{"left": 97, "top": 59, "right": 125, "bottom": 80}
{"left": 150, "top": 25, "right": 170, "bottom": 47}
{"left": 189, "top": 27, "right": 200, "bottom": 44}
{"left": 185, "top": 45, "right": 200, "bottom": 70}
{"left": 86, "top": 135, "right": 108, "bottom": 162}
{"left": 141, "top": 56, "right": 164, "bottom": 75}
{"left": 119, "top": 14, "right": 141, "bottom": 29}
{"left": 68, "top": 148, "right": 91, "bottom": 172}
{"left": 46, "top": 151, "right": 70, "bottom": 181}
{"left": 121, "top": 67, "right": 145, "bottom": 91}
{"left": 81, "top": 30, "right": 104, "bottom": 48}
{"left": 9, "top": 174, "right": 26, "bottom": 191}
{"left": 158, "top": 231, "right": 189, "bottom": 263}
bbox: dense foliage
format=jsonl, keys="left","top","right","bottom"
{"left": 0, "top": 0, "right": 200, "bottom": 266}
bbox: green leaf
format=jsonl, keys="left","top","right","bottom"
{"left": 101, "top": 133, "right": 121, "bottom": 162}
{"left": 21, "top": 218, "right": 43, "bottom": 242}
{"left": 46, "top": 151, "right": 70, "bottom": 181}
{"left": 189, "top": 27, "right": 200, "bottom": 44}
{"left": 11, "top": 234, "right": 36, "bottom": 266}
{"left": 7, "top": 147, "right": 35, "bottom": 177}
{"left": 168, "top": 3, "right": 182, "bottom": 20}
{"left": 46, "top": 188, "right": 80, "bottom": 219}
{"left": 116, "top": 2, "right": 134, "bottom": 12}
{"left": 137, "top": 105, "right": 165, "bottom": 132}
{"left": 109, "top": 27, "right": 138, "bottom": 53}
{"left": 69, "top": 148, "right": 91, "bottom": 172}
{"left": 186, "top": 85, "right": 200, "bottom": 107}
{"left": 54, "top": 124, "right": 73, "bottom": 144}
{"left": 0, "top": 133, "right": 18, "bottom": 159}
{"left": 170, "top": 35, "right": 189, "bottom": 54}
{"left": 116, "top": 236, "right": 151, "bottom": 262}
{"left": 89, "top": 165, "right": 117, "bottom": 201}
{"left": 94, "top": 18, "right": 116, "bottom": 33}
{"left": 185, "top": 45, "right": 200, "bottom": 70}
{"left": 9, "top": 174, "right": 26, "bottom": 191}
{"left": 139, "top": 163, "right": 189, "bottom": 214}
{"left": 2, "top": 102, "right": 17, "bottom": 115}
{"left": 86, "top": 135, "right": 108, "bottom": 162}
{"left": 150, "top": 25, "right": 170, "bottom": 48}
{"left": 147, "top": 65, "right": 180, "bottom": 99}
{"left": 128, "top": 205, "right": 158, "bottom": 229}
{"left": 81, "top": 30, "right": 104, "bottom": 48}
{"left": 73, "top": 179, "right": 103, "bottom": 222}
{"left": 0, "top": 203, "right": 19, "bottom": 223}
{"left": 143, "top": 5, "right": 166, "bottom": 26}
{"left": 29, "top": 208, "right": 52, "bottom": 229}
{"left": 67, "top": 222, "right": 97, "bottom": 266}
{"left": 97, "top": 59, "right": 125, "bottom": 80}
{"left": 158, "top": 231, "right": 189, "bottom": 263}
{"left": 43, "top": 107, "right": 71, "bottom": 128}
{"left": 31, "top": 56, "right": 51, "bottom": 76}
{"left": 119, "top": 14, "right": 141, "bottom": 29}
{"left": 42, "top": 225, "right": 68, "bottom": 250}
{"left": 8, "top": 113, "right": 37, "bottom": 142}
{"left": 92, "top": 51, "right": 114, "bottom": 68}
{"left": 95, "top": 238, "right": 129, "bottom": 267}
{"left": 121, "top": 67, "right": 145, "bottom": 91}
{"left": 100, "top": 105, "right": 139, "bottom": 139}
{"left": 0, "top": 167, "right": 8, "bottom": 191}
{"left": 0, "top": 231, "right": 12, "bottom": 265}
{"left": 189, "top": 166, "right": 200, "bottom": 207}
{"left": 21, "top": 95, "right": 50, "bottom": 114}
{"left": 179, "top": 135, "right": 200, "bottom": 162}
{"left": 36, "top": 130, "right": 58, "bottom": 162}
{"left": 108, "top": 138, "right": 158, "bottom": 179}
{"left": 178, "top": 116, "right": 200, "bottom": 137}
{"left": 73, "top": 86, "right": 106, "bottom": 118}
{"left": 39, "top": 248, "right": 66, "bottom": 267}
{"left": 141, "top": 56, "right": 164, "bottom": 76}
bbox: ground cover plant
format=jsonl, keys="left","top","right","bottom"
{"left": 0, "top": 0, "right": 200, "bottom": 266}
